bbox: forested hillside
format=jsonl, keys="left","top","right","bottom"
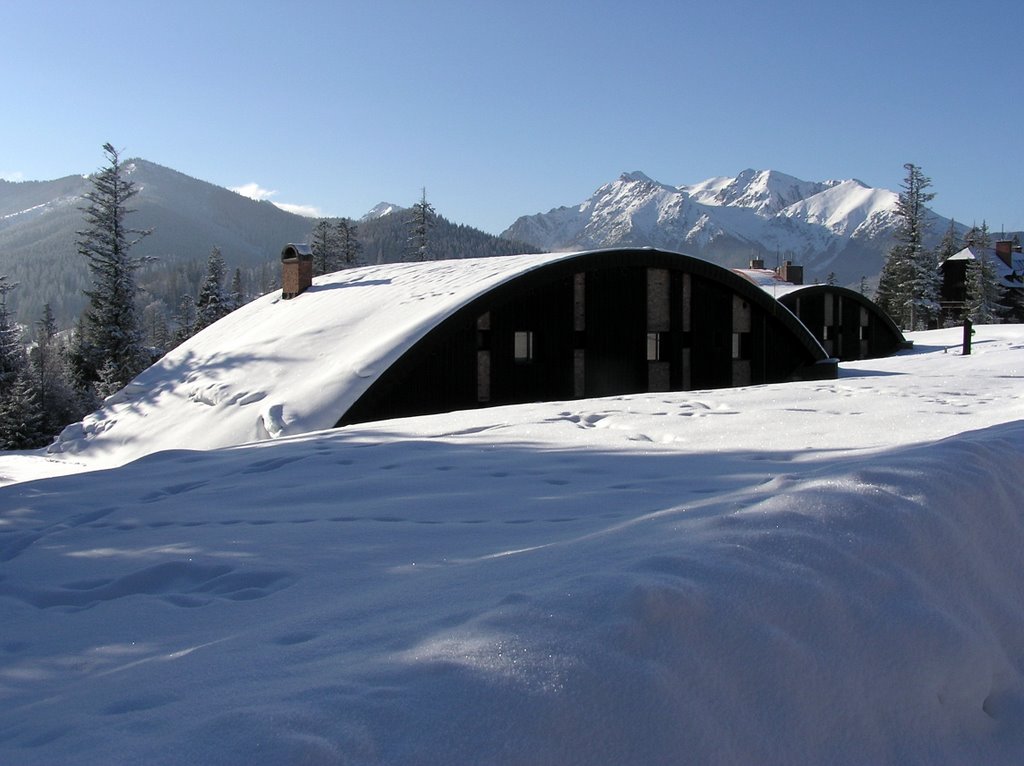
{"left": 0, "top": 161, "right": 539, "bottom": 332}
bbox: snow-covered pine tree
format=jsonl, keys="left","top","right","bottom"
{"left": 30, "top": 304, "right": 89, "bottom": 439}
{"left": 963, "top": 248, "right": 1007, "bottom": 323}
{"left": 0, "top": 276, "right": 26, "bottom": 395}
{"left": 875, "top": 244, "right": 913, "bottom": 324}
{"left": 74, "top": 143, "right": 152, "bottom": 392}
{"left": 406, "top": 188, "right": 436, "bottom": 261}
{"left": 336, "top": 218, "right": 363, "bottom": 267}
{"left": 196, "top": 246, "right": 230, "bottom": 329}
{"left": 0, "top": 368, "right": 46, "bottom": 450}
{"left": 876, "top": 163, "right": 939, "bottom": 330}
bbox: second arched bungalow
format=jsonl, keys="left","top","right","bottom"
{"left": 736, "top": 268, "right": 910, "bottom": 361}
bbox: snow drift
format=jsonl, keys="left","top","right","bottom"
{"left": 1, "top": 326, "right": 1023, "bottom": 764}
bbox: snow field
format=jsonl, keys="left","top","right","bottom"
{"left": 0, "top": 326, "right": 1022, "bottom": 763}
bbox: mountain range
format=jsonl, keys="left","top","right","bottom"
{"left": 502, "top": 169, "right": 964, "bottom": 286}
{"left": 1, "top": 160, "right": 996, "bottom": 330}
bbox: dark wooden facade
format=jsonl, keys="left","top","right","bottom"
{"left": 337, "top": 249, "right": 837, "bottom": 427}
{"left": 778, "top": 285, "right": 910, "bottom": 361}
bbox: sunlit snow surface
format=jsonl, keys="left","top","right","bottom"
{"left": 1, "top": 326, "right": 1023, "bottom": 764}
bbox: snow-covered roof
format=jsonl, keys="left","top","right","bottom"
{"left": 49, "top": 249, "right": 834, "bottom": 465}
{"left": 733, "top": 268, "right": 804, "bottom": 298}
{"left": 51, "top": 253, "right": 579, "bottom": 462}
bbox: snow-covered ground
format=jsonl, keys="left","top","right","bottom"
{"left": 1, "top": 325, "right": 1023, "bottom": 764}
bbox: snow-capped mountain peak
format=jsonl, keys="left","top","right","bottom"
{"left": 681, "top": 168, "right": 837, "bottom": 217}
{"left": 362, "top": 202, "right": 402, "bottom": 220}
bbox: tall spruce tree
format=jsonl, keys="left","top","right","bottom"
{"left": 876, "top": 163, "right": 939, "bottom": 330}
{"left": 407, "top": 188, "right": 436, "bottom": 261}
{"left": 74, "top": 143, "right": 152, "bottom": 392}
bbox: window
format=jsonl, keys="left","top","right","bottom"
{"left": 646, "top": 332, "right": 662, "bottom": 361}
{"left": 514, "top": 331, "right": 534, "bottom": 362}
{"left": 732, "top": 332, "right": 751, "bottom": 360}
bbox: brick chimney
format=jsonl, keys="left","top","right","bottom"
{"left": 750, "top": 257, "right": 765, "bottom": 270}
{"left": 995, "top": 240, "right": 1014, "bottom": 268}
{"left": 281, "top": 244, "right": 313, "bottom": 299}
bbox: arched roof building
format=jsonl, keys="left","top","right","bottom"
{"left": 736, "top": 268, "right": 910, "bottom": 361}
{"left": 337, "top": 248, "right": 836, "bottom": 426}
{"left": 51, "top": 249, "right": 837, "bottom": 459}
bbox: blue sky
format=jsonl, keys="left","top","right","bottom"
{"left": 4, "top": 0, "right": 1022, "bottom": 235}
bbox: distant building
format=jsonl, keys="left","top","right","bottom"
{"left": 735, "top": 263, "right": 910, "bottom": 361}
{"left": 940, "top": 240, "right": 1024, "bottom": 321}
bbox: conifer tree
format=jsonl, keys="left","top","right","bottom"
{"left": 936, "top": 219, "right": 961, "bottom": 264}
{"left": 230, "top": 268, "right": 245, "bottom": 310}
{"left": 196, "top": 246, "right": 230, "bottom": 329}
{"left": 963, "top": 248, "right": 1007, "bottom": 323}
{"left": 310, "top": 220, "right": 338, "bottom": 275}
{"left": 407, "top": 188, "right": 436, "bottom": 261}
{"left": 172, "top": 294, "right": 197, "bottom": 346}
{"left": 964, "top": 221, "right": 992, "bottom": 250}
{"left": 0, "top": 368, "right": 46, "bottom": 450}
{"left": 876, "top": 163, "right": 939, "bottom": 329}
{"left": 30, "top": 304, "right": 58, "bottom": 430}
{"left": 336, "top": 218, "right": 363, "bottom": 267}
{"left": 0, "top": 276, "right": 25, "bottom": 394}
{"left": 141, "top": 299, "right": 171, "bottom": 353}
{"left": 30, "top": 304, "right": 88, "bottom": 438}
{"left": 74, "top": 143, "right": 152, "bottom": 391}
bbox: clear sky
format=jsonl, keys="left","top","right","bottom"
{"left": 3, "top": 0, "right": 1021, "bottom": 235}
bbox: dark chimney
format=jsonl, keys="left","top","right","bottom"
{"left": 779, "top": 260, "right": 804, "bottom": 285}
{"left": 750, "top": 258, "right": 765, "bottom": 270}
{"left": 995, "top": 240, "right": 1013, "bottom": 268}
{"left": 281, "top": 243, "right": 313, "bottom": 299}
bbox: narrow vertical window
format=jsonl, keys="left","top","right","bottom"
{"left": 514, "top": 331, "right": 534, "bottom": 362}
{"left": 646, "top": 332, "right": 662, "bottom": 361}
